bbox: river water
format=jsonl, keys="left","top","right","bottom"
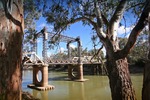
{"left": 22, "top": 70, "right": 143, "bottom": 100}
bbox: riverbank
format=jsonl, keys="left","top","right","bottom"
{"left": 129, "top": 64, "right": 143, "bottom": 74}
{"left": 47, "top": 64, "right": 144, "bottom": 75}
{"left": 22, "top": 91, "right": 40, "bottom": 100}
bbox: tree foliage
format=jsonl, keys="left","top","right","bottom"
{"left": 42, "top": 0, "right": 150, "bottom": 100}
{"left": 23, "top": 0, "right": 46, "bottom": 52}
{"left": 43, "top": 0, "right": 145, "bottom": 32}
{"left": 119, "top": 27, "right": 149, "bottom": 64}
{"left": 23, "top": 0, "right": 150, "bottom": 99}
{"left": 42, "top": 0, "right": 150, "bottom": 62}
{"left": 128, "top": 28, "right": 149, "bottom": 64}
{"left": 42, "top": 0, "right": 149, "bottom": 60}
{"left": 24, "top": 0, "right": 45, "bottom": 29}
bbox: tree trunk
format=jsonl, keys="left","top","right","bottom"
{"left": 106, "top": 57, "right": 136, "bottom": 100}
{"left": 148, "top": 12, "right": 150, "bottom": 59}
{"left": 142, "top": 12, "right": 150, "bottom": 100}
{"left": 0, "top": 0, "right": 23, "bottom": 100}
{"left": 142, "top": 62, "right": 150, "bottom": 100}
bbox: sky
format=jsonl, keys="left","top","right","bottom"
{"left": 35, "top": 17, "right": 99, "bottom": 58}
{"left": 23, "top": 0, "right": 143, "bottom": 59}
{"left": 34, "top": 14, "right": 135, "bottom": 58}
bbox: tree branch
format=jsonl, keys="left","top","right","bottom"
{"left": 52, "top": 16, "right": 97, "bottom": 39}
{"left": 148, "top": 12, "right": 150, "bottom": 59}
{"left": 115, "top": 0, "right": 150, "bottom": 60}
{"left": 83, "top": 16, "right": 97, "bottom": 28}
{"left": 126, "top": 2, "right": 145, "bottom": 11}
{"left": 50, "top": 16, "right": 97, "bottom": 44}
{"left": 53, "top": 16, "right": 98, "bottom": 34}
{"left": 51, "top": 25, "right": 67, "bottom": 41}
{"left": 94, "top": 1, "right": 106, "bottom": 39}
{"left": 93, "top": 1, "right": 115, "bottom": 57}
{"left": 109, "top": 0, "right": 127, "bottom": 37}
{"left": 68, "top": 16, "right": 97, "bottom": 29}
{"left": 110, "top": 0, "right": 127, "bottom": 25}
{"left": 84, "top": 13, "right": 109, "bottom": 26}
{"left": 94, "top": 1, "right": 103, "bottom": 27}
{"left": 101, "top": 14, "right": 109, "bottom": 26}
{"left": 90, "top": 45, "right": 103, "bottom": 62}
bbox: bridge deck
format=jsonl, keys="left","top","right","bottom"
{"left": 23, "top": 62, "right": 101, "bottom": 66}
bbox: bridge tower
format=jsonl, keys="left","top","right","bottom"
{"left": 67, "top": 37, "right": 88, "bottom": 82}
{"left": 42, "top": 27, "right": 48, "bottom": 63}
{"left": 27, "top": 27, "right": 54, "bottom": 91}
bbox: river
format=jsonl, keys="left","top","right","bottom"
{"left": 22, "top": 70, "right": 143, "bottom": 100}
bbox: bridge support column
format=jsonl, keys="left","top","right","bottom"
{"left": 28, "top": 64, "right": 55, "bottom": 91}
{"left": 68, "top": 64, "right": 88, "bottom": 82}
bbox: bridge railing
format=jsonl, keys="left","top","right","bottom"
{"left": 47, "top": 56, "right": 99, "bottom": 64}
{"left": 23, "top": 52, "right": 44, "bottom": 65}
{"left": 23, "top": 52, "right": 101, "bottom": 66}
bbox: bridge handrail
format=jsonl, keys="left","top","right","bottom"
{"left": 23, "top": 52, "right": 44, "bottom": 65}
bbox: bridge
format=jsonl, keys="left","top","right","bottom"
{"left": 23, "top": 27, "right": 102, "bottom": 91}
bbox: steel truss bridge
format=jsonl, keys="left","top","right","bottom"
{"left": 22, "top": 27, "right": 102, "bottom": 91}
{"left": 23, "top": 27, "right": 100, "bottom": 65}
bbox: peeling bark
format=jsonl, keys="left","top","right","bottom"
{"left": 107, "top": 58, "right": 136, "bottom": 100}
{"left": 142, "top": 62, "right": 150, "bottom": 100}
{"left": 94, "top": 1, "right": 137, "bottom": 99}
{"left": 148, "top": 12, "right": 150, "bottom": 59}
{"left": 142, "top": 12, "right": 150, "bottom": 100}
{"left": 0, "top": 0, "right": 23, "bottom": 100}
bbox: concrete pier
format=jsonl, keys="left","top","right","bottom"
{"left": 28, "top": 64, "right": 55, "bottom": 91}
{"left": 68, "top": 63, "right": 88, "bottom": 82}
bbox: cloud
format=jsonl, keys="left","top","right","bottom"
{"left": 47, "top": 25, "right": 54, "bottom": 32}
{"left": 145, "top": 25, "right": 149, "bottom": 31}
{"left": 38, "top": 23, "right": 46, "bottom": 28}
{"left": 37, "top": 23, "right": 53, "bottom": 32}
{"left": 117, "top": 25, "right": 134, "bottom": 37}
{"left": 70, "top": 44, "right": 76, "bottom": 49}
{"left": 102, "top": 47, "right": 106, "bottom": 56}
{"left": 24, "top": 28, "right": 28, "bottom": 31}
{"left": 47, "top": 51, "right": 51, "bottom": 56}
{"left": 37, "top": 39, "right": 41, "bottom": 43}
{"left": 59, "top": 47, "right": 66, "bottom": 53}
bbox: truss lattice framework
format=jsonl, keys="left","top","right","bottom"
{"left": 47, "top": 32, "right": 75, "bottom": 43}
{"left": 40, "top": 32, "right": 75, "bottom": 63}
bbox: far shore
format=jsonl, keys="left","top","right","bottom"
{"left": 23, "top": 63, "right": 144, "bottom": 75}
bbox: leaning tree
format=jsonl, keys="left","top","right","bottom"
{"left": 43, "top": 0, "right": 150, "bottom": 100}
{"left": 0, "top": 0, "right": 23, "bottom": 100}
{"left": 142, "top": 12, "right": 150, "bottom": 100}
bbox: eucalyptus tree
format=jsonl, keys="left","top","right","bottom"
{"left": 129, "top": 29, "right": 149, "bottom": 64}
{"left": 119, "top": 29, "right": 149, "bottom": 64}
{"left": 0, "top": 0, "right": 23, "bottom": 99}
{"left": 23, "top": 0, "right": 45, "bottom": 52}
{"left": 43, "top": 0, "right": 150, "bottom": 100}
{"left": 24, "top": 0, "right": 45, "bottom": 30}
{"left": 142, "top": 12, "right": 150, "bottom": 100}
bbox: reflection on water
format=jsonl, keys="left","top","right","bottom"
{"left": 22, "top": 70, "right": 142, "bottom": 100}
